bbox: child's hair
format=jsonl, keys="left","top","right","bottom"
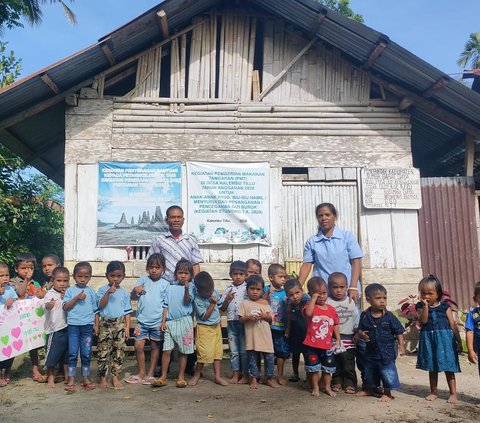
{"left": 52, "top": 267, "right": 70, "bottom": 279}
{"left": 194, "top": 271, "right": 214, "bottom": 294}
{"left": 42, "top": 254, "right": 61, "bottom": 265}
{"left": 73, "top": 261, "right": 92, "bottom": 276}
{"left": 246, "top": 274, "right": 265, "bottom": 289}
{"left": 328, "top": 272, "right": 347, "bottom": 285}
{"left": 14, "top": 252, "right": 37, "bottom": 267}
{"left": 284, "top": 278, "right": 302, "bottom": 293}
{"left": 418, "top": 274, "right": 443, "bottom": 302}
{"left": 474, "top": 281, "right": 480, "bottom": 299}
{"left": 315, "top": 202, "right": 337, "bottom": 217}
{"left": 364, "top": 283, "right": 387, "bottom": 298}
{"left": 229, "top": 260, "right": 246, "bottom": 275}
{"left": 306, "top": 276, "right": 327, "bottom": 294}
{"left": 174, "top": 259, "right": 194, "bottom": 279}
{"left": 0, "top": 261, "right": 8, "bottom": 270}
{"left": 106, "top": 261, "right": 125, "bottom": 274}
{"left": 267, "top": 263, "right": 285, "bottom": 276}
{"left": 146, "top": 253, "right": 166, "bottom": 269}
{"left": 246, "top": 258, "right": 262, "bottom": 272}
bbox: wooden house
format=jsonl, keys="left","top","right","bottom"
{"left": 1, "top": 0, "right": 479, "bottom": 306}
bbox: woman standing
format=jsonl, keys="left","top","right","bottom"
{"left": 298, "top": 203, "right": 363, "bottom": 304}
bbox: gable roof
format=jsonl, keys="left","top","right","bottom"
{"left": 1, "top": 0, "right": 479, "bottom": 186}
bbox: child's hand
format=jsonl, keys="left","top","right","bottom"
{"left": 24, "top": 268, "right": 33, "bottom": 282}
{"left": 5, "top": 298, "right": 14, "bottom": 309}
{"left": 358, "top": 330, "right": 370, "bottom": 342}
{"left": 45, "top": 298, "right": 56, "bottom": 310}
{"left": 398, "top": 345, "right": 406, "bottom": 357}
{"left": 77, "top": 290, "right": 86, "bottom": 301}
{"left": 210, "top": 295, "right": 218, "bottom": 304}
{"left": 125, "top": 328, "right": 130, "bottom": 340}
{"left": 311, "top": 293, "right": 319, "bottom": 301}
{"left": 468, "top": 351, "right": 478, "bottom": 364}
{"left": 94, "top": 324, "right": 99, "bottom": 337}
{"left": 226, "top": 289, "right": 235, "bottom": 302}
{"left": 258, "top": 310, "right": 270, "bottom": 321}
{"left": 108, "top": 285, "right": 117, "bottom": 294}
{"left": 160, "top": 322, "right": 166, "bottom": 332}
{"left": 35, "top": 288, "right": 46, "bottom": 299}
{"left": 134, "top": 285, "right": 145, "bottom": 296}
{"left": 456, "top": 340, "right": 463, "bottom": 354}
{"left": 420, "top": 297, "right": 429, "bottom": 307}
{"left": 184, "top": 280, "right": 190, "bottom": 289}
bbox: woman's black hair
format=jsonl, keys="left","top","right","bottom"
{"left": 106, "top": 261, "right": 125, "bottom": 274}
{"left": 284, "top": 278, "right": 302, "bottom": 293}
{"left": 418, "top": 274, "right": 443, "bottom": 301}
{"left": 246, "top": 274, "right": 265, "bottom": 289}
{"left": 315, "top": 203, "right": 337, "bottom": 217}
{"left": 146, "top": 253, "right": 166, "bottom": 269}
{"left": 174, "top": 259, "right": 194, "bottom": 280}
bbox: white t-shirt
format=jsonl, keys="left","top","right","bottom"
{"left": 43, "top": 289, "right": 67, "bottom": 334}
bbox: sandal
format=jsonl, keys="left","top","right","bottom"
{"left": 64, "top": 384, "right": 76, "bottom": 392}
{"left": 33, "top": 374, "right": 48, "bottom": 383}
{"left": 0, "top": 379, "right": 7, "bottom": 387}
{"left": 142, "top": 376, "right": 155, "bottom": 385}
{"left": 176, "top": 380, "right": 188, "bottom": 388}
{"left": 152, "top": 378, "right": 167, "bottom": 387}
{"left": 345, "top": 386, "right": 356, "bottom": 394}
{"left": 124, "top": 375, "right": 144, "bottom": 384}
{"left": 331, "top": 384, "right": 343, "bottom": 392}
{"left": 81, "top": 382, "right": 96, "bottom": 391}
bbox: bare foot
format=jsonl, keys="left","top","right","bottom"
{"left": 264, "top": 378, "right": 279, "bottom": 388}
{"left": 214, "top": 377, "right": 229, "bottom": 386}
{"left": 324, "top": 388, "right": 337, "bottom": 398}
{"left": 277, "top": 376, "right": 287, "bottom": 386}
{"left": 112, "top": 376, "right": 122, "bottom": 389}
{"left": 475, "top": 402, "right": 480, "bottom": 408}
{"left": 99, "top": 377, "right": 108, "bottom": 389}
{"left": 249, "top": 378, "right": 258, "bottom": 389}
{"left": 378, "top": 394, "right": 394, "bottom": 402}
{"left": 311, "top": 387, "right": 320, "bottom": 397}
{"left": 237, "top": 376, "right": 249, "bottom": 384}
{"left": 46, "top": 381, "right": 55, "bottom": 388}
{"left": 425, "top": 393, "right": 438, "bottom": 401}
{"left": 229, "top": 372, "right": 240, "bottom": 384}
{"left": 356, "top": 389, "right": 373, "bottom": 397}
{"left": 447, "top": 394, "right": 458, "bottom": 404}
{"left": 189, "top": 374, "right": 201, "bottom": 386}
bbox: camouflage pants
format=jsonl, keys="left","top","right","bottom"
{"left": 97, "top": 317, "right": 126, "bottom": 377}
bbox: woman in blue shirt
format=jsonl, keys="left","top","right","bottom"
{"left": 298, "top": 203, "right": 363, "bottom": 304}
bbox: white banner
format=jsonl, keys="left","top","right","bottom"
{"left": 187, "top": 162, "right": 270, "bottom": 245}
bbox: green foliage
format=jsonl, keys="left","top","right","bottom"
{"left": 458, "top": 32, "right": 480, "bottom": 69}
{"left": 0, "top": 41, "right": 22, "bottom": 88}
{"left": 317, "top": 0, "right": 364, "bottom": 23}
{"left": 0, "top": 145, "right": 64, "bottom": 275}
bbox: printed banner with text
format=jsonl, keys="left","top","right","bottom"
{"left": 187, "top": 162, "right": 270, "bottom": 245}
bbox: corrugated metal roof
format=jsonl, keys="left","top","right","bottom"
{"left": 0, "top": 0, "right": 479, "bottom": 186}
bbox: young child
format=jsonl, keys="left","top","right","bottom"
{"left": 466, "top": 281, "right": 480, "bottom": 408}
{"left": 220, "top": 260, "right": 248, "bottom": 384}
{"left": 327, "top": 272, "right": 359, "bottom": 394}
{"left": 189, "top": 271, "right": 228, "bottom": 386}
{"left": 43, "top": 266, "right": 69, "bottom": 388}
{"left": 238, "top": 275, "right": 276, "bottom": 389}
{"left": 63, "top": 261, "right": 97, "bottom": 392}
{"left": 356, "top": 283, "right": 405, "bottom": 402}
{"left": 126, "top": 253, "right": 169, "bottom": 385}
{"left": 96, "top": 261, "right": 132, "bottom": 389}
{"left": 303, "top": 277, "right": 341, "bottom": 397}
{"left": 41, "top": 254, "right": 61, "bottom": 290}
{"left": 284, "top": 278, "right": 309, "bottom": 382}
{"left": 246, "top": 259, "right": 262, "bottom": 277}
{"left": 264, "top": 263, "right": 288, "bottom": 385}
{"left": 416, "top": 275, "right": 461, "bottom": 404}
{"left": 0, "top": 262, "right": 18, "bottom": 387}
{"left": 10, "top": 252, "right": 46, "bottom": 382}
{"left": 153, "top": 259, "right": 195, "bottom": 388}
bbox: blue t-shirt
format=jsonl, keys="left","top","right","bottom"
{"left": 465, "top": 306, "right": 480, "bottom": 348}
{"left": 63, "top": 285, "right": 97, "bottom": 325}
{"left": 134, "top": 275, "right": 169, "bottom": 328}
{"left": 96, "top": 284, "right": 133, "bottom": 319}
{"left": 163, "top": 283, "right": 196, "bottom": 320}
{"left": 193, "top": 289, "right": 222, "bottom": 325}
{"left": 264, "top": 286, "right": 286, "bottom": 331}
{"left": 0, "top": 285, "right": 18, "bottom": 305}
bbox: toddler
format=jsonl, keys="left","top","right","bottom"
{"left": 246, "top": 259, "right": 262, "bottom": 277}
{"left": 41, "top": 254, "right": 61, "bottom": 290}
{"left": 466, "top": 281, "right": 480, "bottom": 408}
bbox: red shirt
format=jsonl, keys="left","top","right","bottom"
{"left": 303, "top": 303, "right": 339, "bottom": 350}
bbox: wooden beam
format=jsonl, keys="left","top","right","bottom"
{"left": 465, "top": 134, "right": 476, "bottom": 176}
{"left": 363, "top": 41, "right": 387, "bottom": 70}
{"left": 399, "top": 96, "right": 415, "bottom": 111}
{"left": 423, "top": 77, "right": 449, "bottom": 98}
{"left": 100, "top": 44, "right": 116, "bottom": 66}
{"left": 64, "top": 93, "right": 78, "bottom": 107}
{"left": 309, "top": 9, "right": 327, "bottom": 37}
{"left": 255, "top": 38, "right": 316, "bottom": 101}
{"left": 40, "top": 74, "right": 61, "bottom": 94}
{"left": 104, "top": 66, "right": 137, "bottom": 89}
{"left": 157, "top": 10, "right": 169, "bottom": 38}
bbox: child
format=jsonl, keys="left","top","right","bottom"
{"left": 96, "top": 261, "right": 132, "bottom": 389}
{"left": 327, "top": 272, "right": 359, "bottom": 394}
{"left": 10, "top": 252, "right": 46, "bottom": 382}
{"left": 63, "top": 261, "right": 97, "bottom": 392}
{"left": 126, "top": 253, "right": 169, "bottom": 385}
{"left": 0, "top": 262, "right": 18, "bottom": 387}
{"left": 43, "top": 266, "right": 69, "bottom": 388}
{"left": 416, "top": 275, "right": 461, "bottom": 404}
{"left": 189, "top": 271, "right": 228, "bottom": 386}
{"left": 246, "top": 259, "right": 262, "bottom": 277}
{"left": 238, "top": 275, "right": 276, "bottom": 389}
{"left": 466, "top": 281, "right": 480, "bottom": 408}
{"left": 220, "top": 260, "right": 248, "bottom": 384}
{"left": 264, "top": 263, "right": 288, "bottom": 385}
{"left": 153, "top": 259, "right": 195, "bottom": 388}
{"left": 356, "top": 283, "right": 405, "bottom": 402}
{"left": 303, "top": 277, "right": 341, "bottom": 397}
{"left": 284, "top": 278, "right": 309, "bottom": 382}
{"left": 42, "top": 254, "right": 61, "bottom": 290}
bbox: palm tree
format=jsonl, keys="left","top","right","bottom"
{"left": 457, "top": 32, "right": 480, "bottom": 69}
{"left": 21, "top": 0, "right": 76, "bottom": 25}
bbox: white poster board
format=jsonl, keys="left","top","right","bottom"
{"left": 187, "top": 162, "right": 270, "bottom": 245}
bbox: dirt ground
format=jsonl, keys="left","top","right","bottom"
{"left": 0, "top": 353, "right": 479, "bottom": 423}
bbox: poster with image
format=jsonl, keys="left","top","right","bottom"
{"left": 97, "top": 162, "right": 182, "bottom": 246}
{"left": 186, "top": 162, "right": 270, "bottom": 245}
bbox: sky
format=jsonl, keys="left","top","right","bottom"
{"left": 2, "top": 0, "right": 480, "bottom": 80}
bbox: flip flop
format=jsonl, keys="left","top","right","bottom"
{"left": 33, "top": 374, "right": 48, "bottom": 383}
{"left": 345, "top": 386, "right": 356, "bottom": 394}
{"left": 152, "top": 378, "right": 167, "bottom": 387}
{"left": 124, "top": 375, "right": 144, "bottom": 384}
{"left": 176, "top": 380, "right": 187, "bottom": 388}
{"left": 0, "top": 379, "right": 7, "bottom": 387}
{"left": 142, "top": 376, "right": 155, "bottom": 385}
{"left": 64, "top": 384, "right": 76, "bottom": 392}
{"left": 81, "top": 382, "right": 96, "bottom": 391}
{"left": 331, "top": 384, "right": 343, "bottom": 392}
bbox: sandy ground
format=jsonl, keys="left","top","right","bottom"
{"left": 0, "top": 353, "right": 479, "bottom": 423}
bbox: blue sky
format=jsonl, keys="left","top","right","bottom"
{"left": 3, "top": 0, "right": 479, "bottom": 80}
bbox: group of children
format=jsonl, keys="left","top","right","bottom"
{"left": 1, "top": 253, "right": 480, "bottom": 406}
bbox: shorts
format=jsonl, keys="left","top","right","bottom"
{"left": 363, "top": 358, "right": 400, "bottom": 390}
{"left": 272, "top": 330, "right": 290, "bottom": 359}
{"left": 163, "top": 315, "right": 195, "bottom": 354}
{"left": 196, "top": 323, "right": 223, "bottom": 363}
{"left": 134, "top": 321, "right": 163, "bottom": 342}
{"left": 45, "top": 327, "right": 69, "bottom": 368}
{"left": 304, "top": 347, "right": 336, "bottom": 374}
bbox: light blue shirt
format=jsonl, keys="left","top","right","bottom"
{"left": 96, "top": 284, "right": 132, "bottom": 319}
{"left": 134, "top": 275, "right": 169, "bottom": 328}
{"left": 163, "top": 283, "right": 196, "bottom": 320}
{"left": 0, "top": 285, "right": 18, "bottom": 305}
{"left": 303, "top": 226, "right": 363, "bottom": 286}
{"left": 63, "top": 285, "right": 97, "bottom": 325}
{"left": 193, "top": 289, "right": 222, "bottom": 325}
